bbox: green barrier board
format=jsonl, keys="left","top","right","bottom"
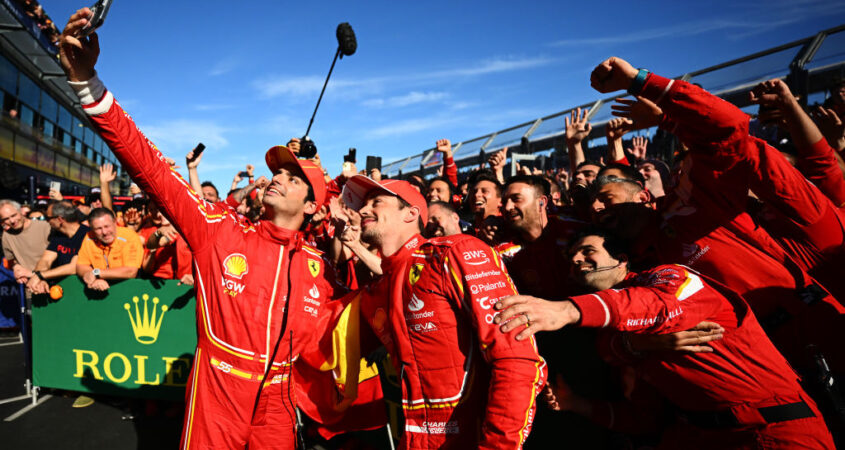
{"left": 32, "top": 277, "right": 197, "bottom": 400}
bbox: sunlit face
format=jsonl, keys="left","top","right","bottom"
{"left": 359, "top": 193, "right": 408, "bottom": 246}
{"left": 46, "top": 205, "right": 62, "bottom": 231}
{"left": 426, "top": 180, "right": 451, "bottom": 203}
{"left": 0, "top": 205, "right": 23, "bottom": 232}
{"left": 590, "top": 181, "right": 652, "bottom": 239}
{"left": 201, "top": 185, "right": 219, "bottom": 203}
{"left": 502, "top": 182, "right": 544, "bottom": 232}
{"left": 574, "top": 164, "right": 601, "bottom": 186}
{"left": 262, "top": 163, "right": 315, "bottom": 219}
{"left": 569, "top": 235, "right": 626, "bottom": 291}
{"left": 90, "top": 214, "right": 117, "bottom": 245}
{"left": 469, "top": 180, "right": 501, "bottom": 217}
{"left": 425, "top": 203, "right": 461, "bottom": 238}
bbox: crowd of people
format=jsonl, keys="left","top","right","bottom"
{"left": 2, "top": 7, "right": 845, "bottom": 449}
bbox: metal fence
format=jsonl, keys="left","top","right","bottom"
{"left": 382, "top": 24, "right": 845, "bottom": 179}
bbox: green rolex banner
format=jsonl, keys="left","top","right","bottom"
{"left": 32, "top": 277, "right": 197, "bottom": 400}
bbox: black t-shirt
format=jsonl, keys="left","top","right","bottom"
{"left": 47, "top": 224, "right": 89, "bottom": 267}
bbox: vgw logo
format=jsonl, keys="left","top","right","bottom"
{"left": 124, "top": 294, "right": 168, "bottom": 345}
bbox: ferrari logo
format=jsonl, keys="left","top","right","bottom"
{"left": 308, "top": 259, "right": 320, "bottom": 277}
{"left": 409, "top": 263, "right": 424, "bottom": 285}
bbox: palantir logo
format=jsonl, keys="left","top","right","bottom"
{"left": 124, "top": 294, "right": 168, "bottom": 345}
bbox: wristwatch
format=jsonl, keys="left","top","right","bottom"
{"left": 33, "top": 271, "right": 44, "bottom": 280}
{"left": 92, "top": 268, "right": 101, "bottom": 278}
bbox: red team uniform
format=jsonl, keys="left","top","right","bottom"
{"left": 357, "top": 233, "right": 546, "bottom": 449}
{"left": 571, "top": 264, "right": 835, "bottom": 449}
{"left": 71, "top": 76, "right": 345, "bottom": 449}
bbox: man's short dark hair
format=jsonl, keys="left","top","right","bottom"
{"left": 576, "top": 160, "right": 602, "bottom": 171}
{"left": 397, "top": 196, "right": 425, "bottom": 234}
{"left": 592, "top": 174, "right": 644, "bottom": 197}
{"left": 52, "top": 200, "right": 82, "bottom": 222}
{"left": 573, "top": 227, "right": 629, "bottom": 262}
{"left": 428, "top": 200, "right": 457, "bottom": 215}
{"left": 88, "top": 207, "right": 116, "bottom": 223}
{"left": 468, "top": 169, "right": 502, "bottom": 197}
{"left": 598, "top": 163, "right": 645, "bottom": 185}
{"left": 200, "top": 181, "right": 219, "bottom": 197}
{"left": 505, "top": 175, "right": 550, "bottom": 198}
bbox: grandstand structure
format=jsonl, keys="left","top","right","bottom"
{"left": 382, "top": 24, "right": 845, "bottom": 180}
{"left": 0, "top": 0, "right": 124, "bottom": 202}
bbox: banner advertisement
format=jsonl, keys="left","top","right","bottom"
{"left": 32, "top": 277, "right": 197, "bottom": 400}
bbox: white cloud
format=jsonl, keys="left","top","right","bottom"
{"left": 363, "top": 91, "right": 448, "bottom": 108}
{"left": 209, "top": 58, "right": 238, "bottom": 77}
{"left": 550, "top": 1, "right": 845, "bottom": 47}
{"left": 139, "top": 119, "right": 232, "bottom": 152}
{"left": 365, "top": 116, "right": 456, "bottom": 139}
{"left": 253, "top": 56, "right": 556, "bottom": 99}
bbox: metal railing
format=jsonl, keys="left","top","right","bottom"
{"left": 383, "top": 24, "right": 845, "bottom": 179}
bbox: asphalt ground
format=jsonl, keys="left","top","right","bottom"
{"left": 0, "top": 334, "right": 183, "bottom": 449}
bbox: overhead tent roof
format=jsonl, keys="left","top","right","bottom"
{"left": 383, "top": 24, "right": 845, "bottom": 179}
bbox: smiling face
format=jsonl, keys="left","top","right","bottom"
{"left": 469, "top": 180, "right": 501, "bottom": 217}
{"left": 426, "top": 179, "right": 451, "bottom": 203}
{"left": 425, "top": 203, "right": 462, "bottom": 237}
{"left": 262, "top": 163, "right": 316, "bottom": 221}
{"left": 359, "top": 192, "right": 409, "bottom": 246}
{"left": 90, "top": 214, "right": 117, "bottom": 246}
{"left": 569, "top": 234, "right": 627, "bottom": 291}
{"left": 502, "top": 182, "right": 544, "bottom": 233}
{"left": 0, "top": 204, "right": 24, "bottom": 232}
{"left": 590, "top": 180, "right": 652, "bottom": 239}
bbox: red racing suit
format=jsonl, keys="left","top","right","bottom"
{"left": 71, "top": 76, "right": 345, "bottom": 449}
{"left": 633, "top": 73, "right": 845, "bottom": 373}
{"left": 358, "top": 234, "right": 546, "bottom": 449}
{"left": 570, "top": 264, "right": 835, "bottom": 449}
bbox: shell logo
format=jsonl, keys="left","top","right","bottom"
{"left": 223, "top": 254, "right": 249, "bottom": 279}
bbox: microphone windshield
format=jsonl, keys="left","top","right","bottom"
{"left": 336, "top": 22, "right": 357, "bottom": 57}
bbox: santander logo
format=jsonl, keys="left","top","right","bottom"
{"left": 408, "top": 294, "right": 425, "bottom": 312}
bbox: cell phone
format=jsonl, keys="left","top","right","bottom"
{"left": 344, "top": 148, "right": 357, "bottom": 163}
{"left": 79, "top": 0, "right": 113, "bottom": 37}
{"left": 238, "top": 171, "right": 250, "bottom": 178}
{"left": 187, "top": 143, "right": 205, "bottom": 162}
{"left": 366, "top": 156, "right": 382, "bottom": 173}
{"left": 50, "top": 181, "right": 61, "bottom": 192}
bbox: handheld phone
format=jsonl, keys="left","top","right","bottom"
{"left": 50, "top": 181, "right": 61, "bottom": 192}
{"left": 79, "top": 0, "right": 113, "bottom": 37}
{"left": 238, "top": 171, "right": 250, "bottom": 178}
{"left": 187, "top": 143, "right": 205, "bottom": 162}
{"left": 344, "top": 148, "right": 357, "bottom": 163}
{"left": 366, "top": 156, "right": 382, "bottom": 173}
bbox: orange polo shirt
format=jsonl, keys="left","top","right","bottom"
{"left": 77, "top": 226, "right": 143, "bottom": 270}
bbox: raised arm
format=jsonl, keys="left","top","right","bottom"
{"left": 98, "top": 163, "right": 116, "bottom": 212}
{"left": 566, "top": 107, "right": 592, "bottom": 176}
{"left": 60, "top": 9, "right": 228, "bottom": 252}
{"left": 605, "top": 117, "right": 633, "bottom": 165}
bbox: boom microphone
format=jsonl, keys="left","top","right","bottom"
{"left": 303, "top": 22, "right": 358, "bottom": 141}
{"left": 336, "top": 23, "right": 357, "bottom": 58}
{"left": 580, "top": 262, "right": 623, "bottom": 273}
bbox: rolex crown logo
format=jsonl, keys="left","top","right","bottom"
{"left": 124, "top": 294, "right": 168, "bottom": 345}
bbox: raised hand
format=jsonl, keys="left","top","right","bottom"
{"left": 590, "top": 57, "right": 638, "bottom": 93}
{"left": 565, "top": 108, "right": 592, "bottom": 145}
{"left": 812, "top": 107, "right": 845, "bottom": 151}
{"left": 99, "top": 162, "right": 116, "bottom": 185}
{"left": 748, "top": 79, "right": 795, "bottom": 109}
{"left": 487, "top": 148, "right": 507, "bottom": 171}
{"left": 59, "top": 8, "right": 99, "bottom": 82}
{"left": 435, "top": 139, "right": 453, "bottom": 159}
{"left": 626, "top": 136, "right": 648, "bottom": 160}
{"left": 246, "top": 164, "right": 254, "bottom": 178}
{"left": 186, "top": 147, "right": 203, "bottom": 169}
{"left": 611, "top": 96, "right": 663, "bottom": 129}
{"left": 605, "top": 117, "right": 634, "bottom": 141}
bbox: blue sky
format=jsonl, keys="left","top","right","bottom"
{"left": 45, "top": 0, "right": 845, "bottom": 192}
